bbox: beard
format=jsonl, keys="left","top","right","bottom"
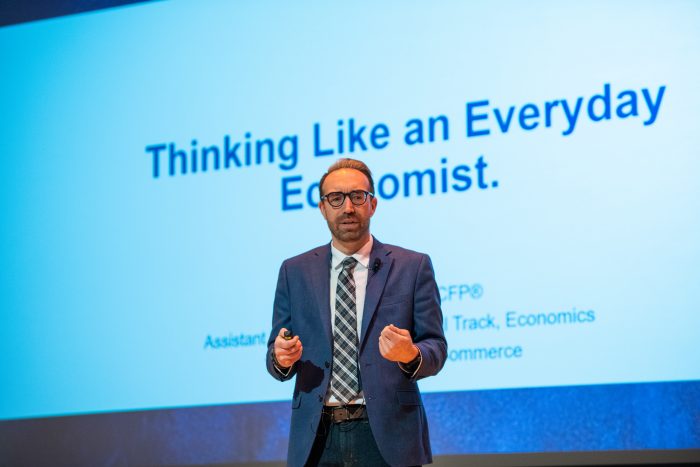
{"left": 327, "top": 214, "right": 370, "bottom": 243}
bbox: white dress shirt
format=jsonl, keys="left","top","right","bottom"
{"left": 324, "top": 236, "right": 373, "bottom": 406}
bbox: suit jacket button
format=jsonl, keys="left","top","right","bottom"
{"left": 325, "top": 361, "right": 330, "bottom": 368}
{"left": 318, "top": 394, "right": 323, "bottom": 402}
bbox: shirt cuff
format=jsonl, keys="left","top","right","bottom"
{"left": 398, "top": 345, "right": 422, "bottom": 378}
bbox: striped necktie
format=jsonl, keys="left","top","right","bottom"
{"left": 331, "top": 257, "right": 361, "bottom": 404}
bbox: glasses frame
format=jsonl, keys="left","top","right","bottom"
{"left": 321, "top": 190, "right": 375, "bottom": 208}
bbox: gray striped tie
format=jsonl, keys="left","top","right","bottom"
{"left": 331, "top": 257, "right": 360, "bottom": 404}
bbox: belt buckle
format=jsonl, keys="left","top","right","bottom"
{"left": 332, "top": 405, "right": 364, "bottom": 423}
{"left": 334, "top": 406, "right": 350, "bottom": 422}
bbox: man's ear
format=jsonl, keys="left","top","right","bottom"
{"left": 318, "top": 201, "right": 328, "bottom": 220}
{"left": 369, "top": 195, "right": 378, "bottom": 216}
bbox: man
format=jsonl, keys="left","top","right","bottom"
{"left": 266, "top": 158, "right": 447, "bottom": 466}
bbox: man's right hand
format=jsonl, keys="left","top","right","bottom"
{"left": 273, "top": 328, "right": 303, "bottom": 369}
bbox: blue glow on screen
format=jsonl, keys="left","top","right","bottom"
{"left": 0, "top": 0, "right": 699, "bottom": 461}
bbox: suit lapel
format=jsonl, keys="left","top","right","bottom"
{"left": 309, "top": 245, "right": 333, "bottom": 345}
{"left": 360, "top": 238, "right": 393, "bottom": 351}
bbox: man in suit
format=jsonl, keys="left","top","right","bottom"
{"left": 266, "top": 158, "right": 447, "bottom": 466}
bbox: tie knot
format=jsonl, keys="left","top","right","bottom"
{"left": 341, "top": 257, "right": 358, "bottom": 271}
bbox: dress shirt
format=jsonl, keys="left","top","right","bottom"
{"left": 325, "top": 236, "right": 372, "bottom": 405}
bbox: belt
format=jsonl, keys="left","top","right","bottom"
{"left": 322, "top": 405, "right": 367, "bottom": 423}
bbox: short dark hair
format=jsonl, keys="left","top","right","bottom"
{"left": 319, "top": 158, "right": 375, "bottom": 197}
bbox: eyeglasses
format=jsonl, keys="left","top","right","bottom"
{"left": 321, "top": 190, "right": 374, "bottom": 208}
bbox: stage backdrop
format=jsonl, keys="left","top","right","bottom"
{"left": 1, "top": 0, "right": 699, "bottom": 465}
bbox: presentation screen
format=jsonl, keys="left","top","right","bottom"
{"left": 1, "top": 0, "right": 699, "bottom": 465}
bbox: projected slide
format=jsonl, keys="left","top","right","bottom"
{"left": 1, "top": 2, "right": 699, "bottom": 462}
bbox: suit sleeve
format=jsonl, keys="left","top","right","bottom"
{"left": 266, "top": 261, "right": 298, "bottom": 381}
{"left": 410, "top": 254, "right": 447, "bottom": 380}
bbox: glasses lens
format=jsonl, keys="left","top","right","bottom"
{"left": 349, "top": 191, "right": 367, "bottom": 205}
{"left": 326, "top": 192, "right": 344, "bottom": 207}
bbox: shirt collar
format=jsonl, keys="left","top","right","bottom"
{"left": 331, "top": 236, "right": 373, "bottom": 271}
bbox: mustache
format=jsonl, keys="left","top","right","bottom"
{"left": 337, "top": 215, "right": 359, "bottom": 222}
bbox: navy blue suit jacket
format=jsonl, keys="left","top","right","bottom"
{"left": 266, "top": 237, "right": 447, "bottom": 467}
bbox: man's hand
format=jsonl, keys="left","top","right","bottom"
{"left": 379, "top": 324, "right": 419, "bottom": 363}
{"left": 273, "top": 328, "right": 303, "bottom": 368}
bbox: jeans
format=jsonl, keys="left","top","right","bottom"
{"left": 306, "top": 416, "right": 391, "bottom": 467}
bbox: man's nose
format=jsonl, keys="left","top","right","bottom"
{"left": 342, "top": 196, "right": 355, "bottom": 212}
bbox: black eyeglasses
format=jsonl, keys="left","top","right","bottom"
{"left": 321, "top": 190, "right": 374, "bottom": 208}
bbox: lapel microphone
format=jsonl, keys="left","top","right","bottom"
{"left": 372, "top": 258, "right": 382, "bottom": 274}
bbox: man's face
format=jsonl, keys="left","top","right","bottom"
{"left": 319, "top": 168, "right": 377, "bottom": 246}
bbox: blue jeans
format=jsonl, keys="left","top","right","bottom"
{"left": 306, "top": 417, "right": 391, "bottom": 467}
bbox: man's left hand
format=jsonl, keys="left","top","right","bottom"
{"left": 379, "top": 324, "right": 419, "bottom": 363}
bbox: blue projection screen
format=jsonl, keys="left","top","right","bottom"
{"left": 1, "top": 0, "right": 699, "bottom": 465}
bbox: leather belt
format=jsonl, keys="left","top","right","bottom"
{"left": 322, "top": 405, "right": 367, "bottom": 423}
